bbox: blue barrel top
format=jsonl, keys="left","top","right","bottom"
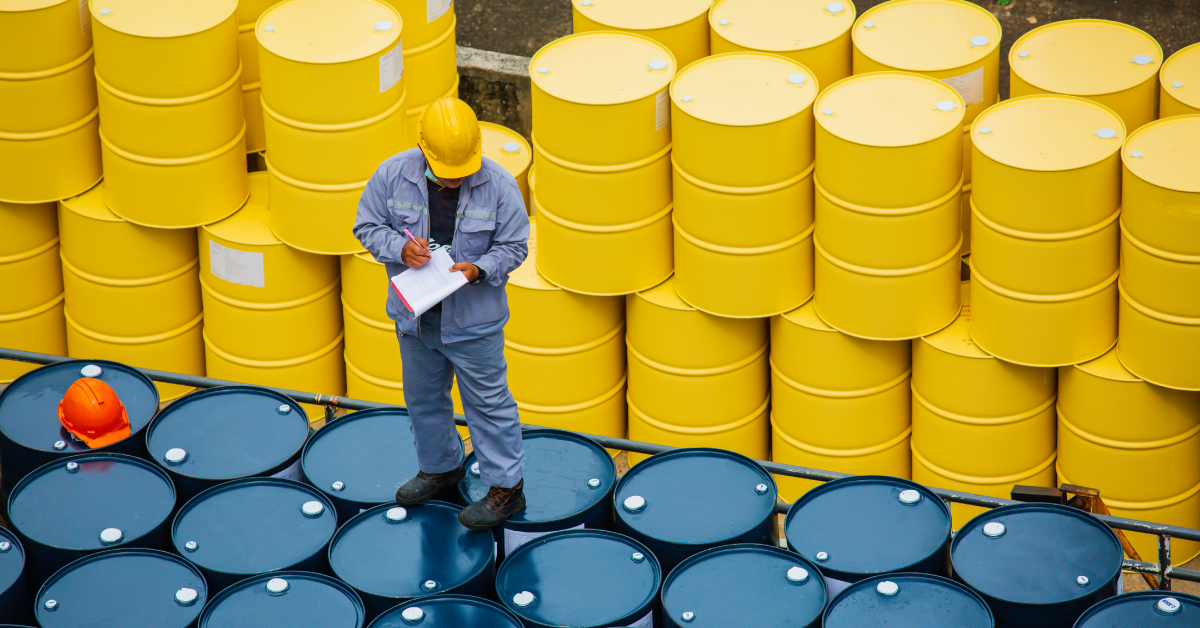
{"left": 1074, "top": 591, "right": 1200, "bottom": 627}
{"left": 35, "top": 549, "right": 207, "bottom": 628}
{"left": 823, "top": 573, "right": 994, "bottom": 628}
{"left": 0, "top": 527, "right": 27, "bottom": 626}
{"left": 171, "top": 478, "right": 337, "bottom": 591}
{"left": 662, "top": 544, "right": 827, "bottom": 628}
{"left": 368, "top": 595, "right": 525, "bottom": 628}
{"left": 198, "top": 571, "right": 365, "bottom": 628}
{"left": 496, "top": 529, "right": 662, "bottom": 628}
{"left": 784, "top": 476, "right": 950, "bottom": 583}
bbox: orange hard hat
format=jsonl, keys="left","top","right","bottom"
{"left": 58, "top": 378, "right": 131, "bottom": 448}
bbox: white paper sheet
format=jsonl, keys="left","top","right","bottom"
{"left": 390, "top": 248, "right": 468, "bottom": 317}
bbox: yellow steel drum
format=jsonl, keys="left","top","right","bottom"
{"left": 205, "top": 332, "right": 344, "bottom": 423}
{"left": 530, "top": 32, "right": 675, "bottom": 295}
{"left": 708, "top": 0, "right": 854, "bottom": 92}
{"left": 380, "top": 0, "right": 458, "bottom": 142}
{"left": 1058, "top": 347, "right": 1200, "bottom": 562}
{"left": 1009, "top": 20, "right": 1162, "bottom": 132}
{"left": 1160, "top": 43, "right": 1200, "bottom": 118}
{"left": 480, "top": 122, "right": 532, "bottom": 213}
{"left": 626, "top": 276, "right": 769, "bottom": 462}
{"left": 236, "top": 0, "right": 279, "bottom": 153}
{"left": 912, "top": 282, "right": 1058, "bottom": 528}
{"left": 0, "top": 201, "right": 66, "bottom": 383}
{"left": 770, "top": 299, "right": 911, "bottom": 501}
{"left": 670, "top": 52, "right": 817, "bottom": 318}
{"left": 0, "top": 0, "right": 102, "bottom": 203}
{"left": 968, "top": 95, "right": 1123, "bottom": 367}
{"left": 1117, "top": 115, "right": 1200, "bottom": 390}
{"left": 91, "top": 0, "right": 248, "bottom": 228}
{"left": 813, "top": 72, "right": 963, "bottom": 340}
{"left": 258, "top": 0, "right": 405, "bottom": 255}
{"left": 572, "top": 0, "right": 712, "bottom": 68}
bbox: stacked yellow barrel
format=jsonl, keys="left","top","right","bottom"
{"left": 1160, "top": 43, "right": 1200, "bottom": 118}
{"left": 0, "top": 202, "right": 66, "bottom": 383}
{"left": 572, "top": 0, "right": 712, "bottom": 68}
{"left": 236, "top": 0, "right": 278, "bottom": 153}
{"left": 1058, "top": 348, "right": 1200, "bottom": 562}
{"left": 813, "top": 72, "right": 963, "bottom": 340}
{"left": 708, "top": 0, "right": 855, "bottom": 91}
{"left": 385, "top": 0, "right": 458, "bottom": 143}
{"left": 670, "top": 53, "right": 817, "bottom": 318}
{"left": 59, "top": 183, "right": 204, "bottom": 401}
{"left": 200, "top": 173, "right": 345, "bottom": 422}
{"left": 0, "top": 0, "right": 102, "bottom": 204}
{"left": 257, "top": 0, "right": 406, "bottom": 255}
{"left": 770, "top": 300, "right": 911, "bottom": 501}
{"left": 1117, "top": 116, "right": 1200, "bottom": 391}
{"left": 530, "top": 32, "right": 675, "bottom": 295}
{"left": 968, "top": 95, "right": 1123, "bottom": 367}
{"left": 912, "top": 282, "right": 1058, "bottom": 527}
{"left": 479, "top": 122, "right": 532, "bottom": 212}
{"left": 91, "top": 0, "right": 248, "bottom": 228}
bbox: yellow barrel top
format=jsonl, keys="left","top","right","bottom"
{"left": 508, "top": 219, "right": 553, "bottom": 292}
{"left": 670, "top": 52, "right": 818, "bottom": 126}
{"left": 1162, "top": 43, "right": 1200, "bottom": 109}
{"left": 1073, "top": 344, "right": 1140, "bottom": 384}
{"left": 780, "top": 297, "right": 835, "bottom": 334}
{"left": 0, "top": 0, "right": 67, "bottom": 12}
{"left": 972, "top": 95, "right": 1124, "bottom": 172}
{"left": 815, "top": 72, "right": 963, "bottom": 147}
{"left": 572, "top": 0, "right": 711, "bottom": 30}
{"left": 709, "top": 0, "right": 854, "bottom": 52}
{"left": 91, "top": 0, "right": 237, "bottom": 37}
{"left": 203, "top": 173, "right": 277, "bottom": 246}
{"left": 1123, "top": 115, "right": 1200, "bottom": 193}
{"left": 919, "top": 282, "right": 986, "bottom": 359}
{"left": 479, "top": 122, "right": 531, "bottom": 180}
{"left": 1009, "top": 20, "right": 1162, "bottom": 96}
{"left": 633, "top": 274, "right": 693, "bottom": 312}
{"left": 853, "top": 0, "right": 1000, "bottom": 72}
{"left": 530, "top": 32, "right": 675, "bottom": 105}
{"left": 257, "top": 0, "right": 401, "bottom": 64}
{"left": 60, "top": 182, "right": 122, "bottom": 223}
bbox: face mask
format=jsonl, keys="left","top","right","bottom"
{"left": 425, "top": 167, "right": 439, "bottom": 183}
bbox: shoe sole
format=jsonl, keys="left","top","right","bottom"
{"left": 459, "top": 494, "right": 526, "bottom": 531}
{"left": 396, "top": 467, "right": 467, "bottom": 506}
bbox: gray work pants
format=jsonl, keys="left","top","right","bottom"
{"left": 398, "top": 311, "right": 524, "bottom": 488}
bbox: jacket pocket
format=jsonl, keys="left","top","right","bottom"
{"left": 456, "top": 213, "right": 496, "bottom": 261}
{"left": 387, "top": 200, "right": 425, "bottom": 232}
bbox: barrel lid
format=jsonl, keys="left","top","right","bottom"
{"left": 497, "top": 529, "right": 661, "bottom": 627}
{"left": 853, "top": 0, "right": 1000, "bottom": 73}
{"left": 91, "top": 0, "right": 237, "bottom": 38}
{"left": 329, "top": 501, "right": 494, "bottom": 601}
{"left": 353, "top": 250, "right": 381, "bottom": 265}
{"left": 257, "top": 0, "right": 401, "bottom": 65}
{"left": 1009, "top": 19, "right": 1162, "bottom": 97}
{"left": 510, "top": 219, "right": 556, "bottom": 291}
{"left": 633, "top": 275, "right": 693, "bottom": 311}
{"left": 202, "top": 173, "right": 276, "bottom": 246}
{"left": 971, "top": 95, "right": 1124, "bottom": 172}
{"left": 709, "top": 0, "right": 855, "bottom": 53}
{"left": 920, "top": 282, "right": 989, "bottom": 358}
{"left": 1074, "top": 590, "right": 1200, "bottom": 627}
{"left": 571, "top": 0, "right": 711, "bottom": 31}
{"left": 171, "top": 478, "right": 336, "bottom": 579}
{"left": 459, "top": 429, "right": 615, "bottom": 526}
{"left": 373, "top": 595, "right": 525, "bottom": 628}
{"left": 784, "top": 476, "right": 950, "bottom": 580}
{"left": 0, "top": 0, "right": 69, "bottom": 13}
{"left": 9, "top": 453, "right": 175, "bottom": 552}
{"left": 36, "top": 549, "right": 207, "bottom": 628}
{"left": 479, "top": 122, "right": 532, "bottom": 183}
{"left": 671, "top": 53, "right": 817, "bottom": 127}
{"left": 0, "top": 527, "right": 25, "bottom": 597}
{"left": 823, "top": 573, "right": 993, "bottom": 628}
{"left": 0, "top": 359, "right": 158, "bottom": 456}
{"left": 1161, "top": 43, "right": 1200, "bottom": 110}
{"left": 815, "top": 72, "right": 964, "bottom": 147}
{"left": 529, "top": 32, "right": 675, "bottom": 106}
{"left": 199, "top": 571, "right": 365, "bottom": 628}
{"left": 60, "top": 182, "right": 123, "bottom": 223}
{"left": 1073, "top": 346, "right": 1140, "bottom": 384}
{"left": 615, "top": 448, "right": 776, "bottom": 546}
{"left": 663, "top": 544, "right": 827, "bottom": 627}
{"left": 951, "top": 503, "right": 1122, "bottom": 606}
{"left": 147, "top": 386, "right": 307, "bottom": 482}
{"left": 1123, "top": 116, "right": 1200, "bottom": 193}
{"left": 780, "top": 298, "right": 836, "bottom": 333}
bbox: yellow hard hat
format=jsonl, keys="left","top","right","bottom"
{"left": 419, "top": 97, "right": 483, "bottom": 179}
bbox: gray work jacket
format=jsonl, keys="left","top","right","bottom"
{"left": 352, "top": 147, "right": 530, "bottom": 343}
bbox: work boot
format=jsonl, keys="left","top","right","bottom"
{"left": 459, "top": 480, "right": 525, "bottom": 530}
{"left": 395, "top": 466, "right": 466, "bottom": 506}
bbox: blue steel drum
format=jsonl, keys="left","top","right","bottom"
{"left": 784, "top": 476, "right": 950, "bottom": 598}
{"left": 0, "top": 527, "right": 29, "bottom": 626}
{"left": 329, "top": 501, "right": 496, "bottom": 621}
{"left": 459, "top": 429, "right": 616, "bottom": 562}
{"left": 301, "top": 408, "right": 464, "bottom": 523}
{"left": 367, "top": 594, "right": 525, "bottom": 628}
{"left": 171, "top": 477, "right": 338, "bottom": 594}
{"left": 614, "top": 448, "right": 777, "bottom": 573}
{"left": 198, "top": 571, "right": 365, "bottom": 628}
{"left": 1073, "top": 591, "right": 1200, "bottom": 627}
{"left": 952, "top": 503, "right": 1122, "bottom": 628}
{"left": 35, "top": 548, "right": 207, "bottom": 628}
{"left": 8, "top": 452, "right": 175, "bottom": 590}
{"left": 823, "top": 573, "right": 994, "bottom": 628}
{"left": 146, "top": 386, "right": 310, "bottom": 504}
{"left": 496, "top": 529, "right": 661, "bottom": 628}
{"left": 662, "top": 544, "right": 827, "bottom": 628}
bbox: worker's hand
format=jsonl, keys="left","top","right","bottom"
{"left": 450, "top": 262, "right": 479, "bottom": 283}
{"left": 401, "top": 238, "right": 431, "bottom": 269}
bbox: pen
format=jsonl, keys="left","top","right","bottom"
{"left": 403, "top": 228, "right": 430, "bottom": 255}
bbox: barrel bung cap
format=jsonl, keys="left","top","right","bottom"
{"left": 671, "top": 53, "right": 817, "bottom": 126}
{"left": 1123, "top": 116, "right": 1200, "bottom": 193}
{"left": 709, "top": 0, "right": 854, "bottom": 53}
{"left": 258, "top": 0, "right": 401, "bottom": 64}
{"left": 815, "top": 72, "right": 963, "bottom": 147}
{"left": 479, "top": 122, "right": 532, "bottom": 183}
{"left": 1009, "top": 19, "right": 1162, "bottom": 97}
{"left": 530, "top": 32, "right": 675, "bottom": 105}
{"left": 202, "top": 172, "right": 276, "bottom": 246}
{"left": 1074, "top": 346, "right": 1139, "bottom": 384}
{"left": 919, "top": 282, "right": 986, "bottom": 358}
{"left": 572, "top": 0, "right": 711, "bottom": 30}
{"left": 780, "top": 299, "right": 836, "bottom": 334}
{"left": 972, "top": 95, "right": 1124, "bottom": 173}
{"left": 853, "top": 0, "right": 1000, "bottom": 72}
{"left": 91, "top": 0, "right": 237, "bottom": 38}
{"left": 1161, "top": 43, "right": 1200, "bottom": 109}
{"left": 634, "top": 276, "right": 693, "bottom": 312}
{"left": 60, "top": 182, "right": 122, "bottom": 223}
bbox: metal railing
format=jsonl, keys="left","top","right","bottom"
{"left": 2, "top": 346, "right": 1196, "bottom": 590}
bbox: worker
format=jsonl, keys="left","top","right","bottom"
{"left": 353, "top": 97, "right": 530, "bottom": 530}
{"left": 58, "top": 378, "right": 131, "bottom": 448}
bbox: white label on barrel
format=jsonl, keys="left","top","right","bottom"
{"left": 503, "top": 523, "right": 584, "bottom": 555}
{"left": 209, "top": 241, "right": 265, "bottom": 287}
{"left": 270, "top": 459, "right": 304, "bottom": 482}
{"left": 624, "top": 610, "right": 654, "bottom": 628}
{"left": 824, "top": 575, "right": 853, "bottom": 599}
{"left": 427, "top": 0, "right": 452, "bottom": 22}
{"left": 655, "top": 90, "right": 670, "bottom": 131}
{"left": 379, "top": 43, "right": 404, "bottom": 93}
{"left": 79, "top": 0, "right": 91, "bottom": 34}
{"left": 939, "top": 67, "right": 984, "bottom": 106}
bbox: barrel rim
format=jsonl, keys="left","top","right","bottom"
{"left": 823, "top": 572, "right": 995, "bottom": 626}
{"left": 197, "top": 569, "right": 366, "bottom": 628}
{"left": 1121, "top": 114, "right": 1200, "bottom": 193}
{"left": 1072, "top": 589, "right": 1200, "bottom": 626}
{"left": 1007, "top": 18, "right": 1164, "bottom": 98}
{"left": 669, "top": 51, "right": 818, "bottom": 128}
{"left": 852, "top": 0, "right": 1002, "bottom": 74}
{"left": 708, "top": 0, "right": 857, "bottom": 54}
{"left": 200, "top": 172, "right": 277, "bottom": 246}
{"left": 1160, "top": 42, "right": 1200, "bottom": 106}
{"left": 813, "top": 71, "right": 965, "bottom": 148}
{"left": 90, "top": 0, "right": 238, "bottom": 40}
{"left": 0, "top": 0, "right": 76, "bottom": 14}
{"left": 255, "top": 0, "right": 402, "bottom": 66}
{"left": 1069, "top": 345, "right": 1140, "bottom": 384}
{"left": 59, "top": 180, "right": 124, "bottom": 223}
{"left": 374, "top": 594, "right": 526, "bottom": 628}
{"left": 571, "top": 0, "right": 712, "bottom": 31}
{"left": 0, "top": 525, "right": 26, "bottom": 593}
{"left": 529, "top": 31, "right": 677, "bottom": 107}
{"left": 970, "top": 94, "right": 1126, "bottom": 173}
